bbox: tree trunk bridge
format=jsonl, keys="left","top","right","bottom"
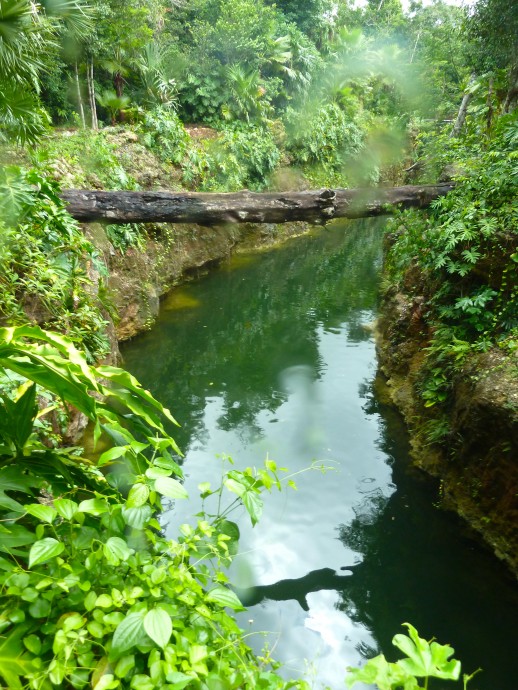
{"left": 61, "top": 183, "right": 454, "bottom": 226}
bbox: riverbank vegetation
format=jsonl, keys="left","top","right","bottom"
{"left": 1, "top": 0, "right": 517, "bottom": 686}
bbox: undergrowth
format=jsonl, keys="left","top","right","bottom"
{"left": 385, "top": 104, "right": 517, "bottom": 414}
{"left": 0, "top": 167, "right": 110, "bottom": 362}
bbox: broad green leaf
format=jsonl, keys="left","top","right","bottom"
{"left": 77, "top": 498, "right": 109, "bottom": 515}
{"left": 96, "top": 594, "right": 113, "bottom": 608}
{"left": 96, "top": 365, "right": 179, "bottom": 426}
{"left": 98, "top": 446, "right": 129, "bottom": 466}
{"left": 394, "top": 623, "right": 461, "bottom": 681}
{"left": 114, "top": 655, "right": 135, "bottom": 678}
{"left": 206, "top": 674, "right": 232, "bottom": 690}
{"left": 242, "top": 491, "right": 263, "bottom": 526}
{"left": 0, "top": 524, "right": 35, "bottom": 552}
{"left": 53, "top": 498, "right": 78, "bottom": 521}
{"left": 143, "top": 608, "right": 172, "bottom": 649}
{"left": 145, "top": 466, "right": 172, "bottom": 479}
{"left": 60, "top": 613, "right": 85, "bottom": 632}
{"left": 72, "top": 526, "right": 98, "bottom": 550}
{"left": 121, "top": 505, "right": 153, "bottom": 530}
{"left": 28, "top": 598, "right": 51, "bottom": 618}
{"left": 198, "top": 482, "right": 211, "bottom": 495}
{"left": 93, "top": 672, "right": 119, "bottom": 690}
{"left": 165, "top": 671, "right": 194, "bottom": 689}
{"left": 9, "top": 326, "right": 98, "bottom": 388}
{"left": 87, "top": 621, "right": 105, "bottom": 638}
{"left": 0, "top": 625, "right": 35, "bottom": 689}
{"left": 223, "top": 478, "right": 245, "bottom": 497}
{"left": 111, "top": 612, "right": 146, "bottom": 657}
{"left": 85, "top": 591, "right": 97, "bottom": 611}
{"left": 189, "top": 644, "right": 208, "bottom": 665}
{"left": 206, "top": 587, "right": 245, "bottom": 611}
{"left": 154, "top": 476, "right": 188, "bottom": 500}
{"left": 216, "top": 520, "right": 240, "bottom": 556}
{"left": 25, "top": 504, "right": 56, "bottom": 524}
{"left": 153, "top": 454, "right": 183, "bottom": 476}
{"left": 0, "top": 467, "right": 42, "bottom": 514}
{"left": 23, "top": 634, "right": 41, "bottom": 655}
{"left": 9, "top": 382, "right": 37, "bottom": 451}
{"left": 0, "top": 352, "right": 98, "bottom": 419}
{"left": 28, "top": 538, "right": 64, "bottom": 567}
{"left": 126, "top": 483, "right": 150, "bottom": 508}
{"left": 346, "top": 655, "right": 416, "bottom": 690}
{"left": 103, "top": 537, "right": 133, "bottom": 566}
{"left": 129, "top": 674, "right": 154, "bottom": 690}
{"left": 104, "top": 612, "right": 125, "bottom": 627}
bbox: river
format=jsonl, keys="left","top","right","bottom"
{"left": 121, "top": 220, "right": 518, "bottom": 689}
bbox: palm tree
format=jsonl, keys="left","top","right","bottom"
{"left": 0, "top": 0, "right": 49, "bottom": 143}
{"left": 0, "top": 0, "right": 91, "bottom": 145}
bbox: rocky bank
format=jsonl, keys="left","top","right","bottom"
{"left": 376, "top": 282, "right": 518, "bottom": 577}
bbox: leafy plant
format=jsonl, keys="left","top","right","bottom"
{"left": 0, "top": 166, "right": 110, "bottom": 361}
{"left": 182, "top": 123, "right": 281, "bottom": 191}
{"left": 96, "top": 91, "right": 132, "bottom": 126}
{"left": 0, "top": 0, "right": 92, "bottom": 144}
{"left": 105, "top": 223, "right": 146, "bottom": 253}
{"left": 285, "top": 101, "right": 364, "bottom": 186}
{"left": 138, "top": 106, "right": 189, "bottom": 165}
{"left": 0, "top": 324, "right": 319, "bottom": 690}
{"left": 385, "top": 111, "right": 518, "bottom": 421}
{"left": 347, "top": 623, "right": 467, "bottom": 690}
{"left": 31, "top": 129, "right": 140, "bottom": 191}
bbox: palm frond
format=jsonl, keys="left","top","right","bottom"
{"left": 0, "top": 82, "right": 49, "bottom": 145}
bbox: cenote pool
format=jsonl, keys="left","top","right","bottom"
{"left": 121, "top": 220, "right": 518, "bottom": 689}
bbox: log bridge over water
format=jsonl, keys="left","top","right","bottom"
{"left": 62, "top": 183, "right": 454, "bottom": 226}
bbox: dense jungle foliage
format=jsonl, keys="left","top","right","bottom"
{"left": 0, "top": 0, "right": 517, "bottom": 687}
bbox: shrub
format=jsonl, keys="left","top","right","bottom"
{"left": 0, "top": 167, "right": 110, "bottom": 362}
{"left": 182, "top": 123, "right": 281, "bottom": 191}
{"left": 285, "top": 102, "right": 364, "bottom": 184}
{"left": 138, "top": 106, "right": 190, "bottom": 165}
{"left": 0, "top": 326, "right": 308, "bottom": 690}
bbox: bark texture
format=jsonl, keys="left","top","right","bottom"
{"left": 61, "top": 184, "right": 455, "bottom": 226}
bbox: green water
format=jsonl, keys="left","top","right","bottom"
{"left": 121, "top": 220, "right": 518, "bottom": 689}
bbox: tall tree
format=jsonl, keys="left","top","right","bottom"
{"left": 468, "top": 0, "right": 518, "bottom": 110}
{"left": 361, "top": 0, "right": 407, "bottom": 39}
{"left": 264, "top": 0, "right": 334, "bottom": 44}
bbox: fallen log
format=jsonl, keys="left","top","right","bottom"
{"left": 61, "top": 183, "right": 454, "bottom": 226}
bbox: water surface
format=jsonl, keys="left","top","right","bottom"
{"left": 122, "top": 220, "right": 518, "bottom": 689}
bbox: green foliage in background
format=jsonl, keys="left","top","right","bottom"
{"left": 138, "top": 107, "right": 189, "bottom": 165}
{"left": 182, "top": 123, "right": 281, "bottom": 191}
{"left": 285, "top": 101, "right": 364, "bottom": 185}
{"left": 0, "top": 167, "right": 110, "bottom": 361}
{"left": 30, "top": 130, "right": 139, "bottom": 190}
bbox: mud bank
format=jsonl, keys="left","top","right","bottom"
{"left": 376, "top": 285, "right": 518, "bottom": 577}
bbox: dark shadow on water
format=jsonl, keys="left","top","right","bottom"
{"left": 233, "top": 567, "right": 358, "bottom": 612}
